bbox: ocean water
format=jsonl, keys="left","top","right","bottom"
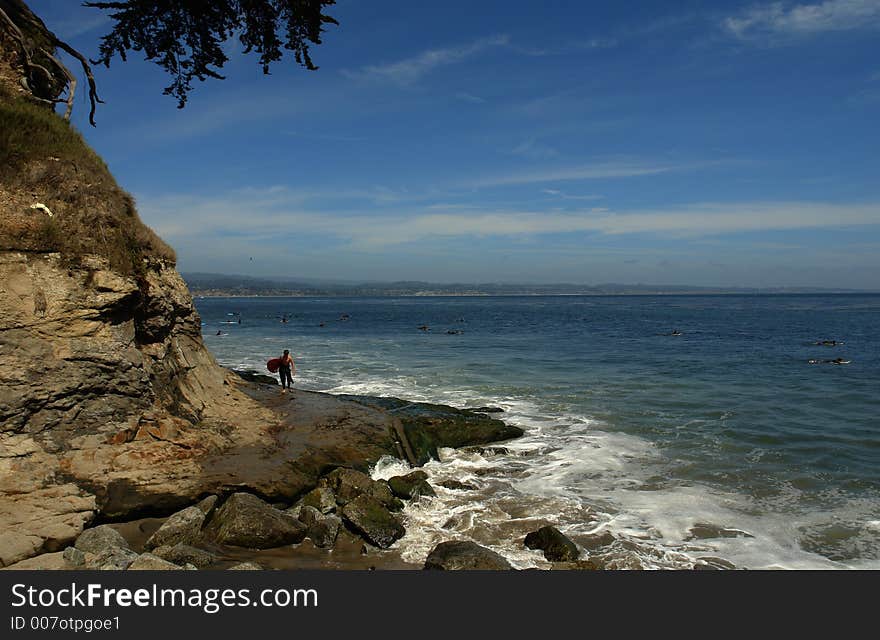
{"left": 196, "top": 295, "right": 880, "bottom": 569}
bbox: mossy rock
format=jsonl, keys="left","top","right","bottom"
{"left": 340, "top": 494, "right": 405, "bottom": 549}
{"left": 337, "top": 395, "right": 524, "bottom": 465}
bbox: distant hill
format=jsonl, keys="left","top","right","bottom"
{"left": 181, "top": 273, "right": 873, "bottom": 297}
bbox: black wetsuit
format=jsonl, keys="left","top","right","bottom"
{"left": 279, "top": 356, "right": 294, "bottom": 389}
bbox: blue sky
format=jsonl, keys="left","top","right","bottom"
{"left": 29, "top": 0, "right": 880, "bottom": 288}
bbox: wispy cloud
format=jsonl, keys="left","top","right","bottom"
{"left": 510, "top": 38, "right": 617, "bottom": 56}
{"left": 139, "top": 188, "right": 880, "bottom": 251}
{"left": 48, "top": 13, "right": 112, "bottom": 40}
{"left": 542, "top": 189, "right": 605, "bottom": 201}
{"left": 510, "top": 138, "right": 560, "bottom": 160}
{"left": 455, "top": 92, "right": 487, "bottom": 104}
{"left": 469, "top": 161, "right": 706, "bottom": 188}
{"left": 341, "top": 35, "right": 510, "bottom": 85}
{"left": 724, "top": 0, "right": 880, "bottom": 40}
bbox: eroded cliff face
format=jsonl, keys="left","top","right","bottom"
{"left": 0, "top": 251, "right": 405, "bottom": 568}
{"left": 0, "top": 251, "right": 234, "bottom": 565}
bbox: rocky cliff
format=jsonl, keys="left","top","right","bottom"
{"left": 0, "top": 7, "right": 521, "bottom": 569}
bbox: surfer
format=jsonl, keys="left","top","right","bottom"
{"left": 278, "top": 349, "right": 296, "bottom": 391}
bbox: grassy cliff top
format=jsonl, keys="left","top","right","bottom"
{"left": 0, "top": 28, "right": 175, "bottom": 277}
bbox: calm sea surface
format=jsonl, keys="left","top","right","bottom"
{"left": 196, "top": 294, "right": 880, "bottom": 569}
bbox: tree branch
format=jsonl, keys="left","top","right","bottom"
{"left": 50, "top": 37, "right": 104, "bottom": 126}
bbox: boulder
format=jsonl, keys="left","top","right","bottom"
{"left": 195, "top": 495, "right": 219, "bottom": 514}
{"left": 204, "top": 493, "right": 307, "bottom": 549}
{"left": 388, "top": 471, "right": 436, "bottom": 500}
{"left": 62, "top": 546, "right": 86, "bottom": 567}
{"left": 340, "top": 494, "right": 405, "bottom": 549}
{"left": 145, "top": 506, "right": 206, "bottom": 550}
{"left": 423, "top": 541, "right": 513, "bottom": 570}
{"left": 75, "top": 525, "right": 130, "bottom": 555}
{"left": 298, "top": 506, "right": 341, "bottom": 549}
{"left": 436, "top": 480, "right": 476, "bottom": 491}
{"left": 319, "top": 468, "right": 403, "bottom": 511}
{"left": 580, "top": 531, "right": 616, "bottom": 550}
{"left": 228, "top": 561, "right": 263, "bottom": 570}
{"left": 299, "top": 487, "right": 337, "bottom": 514}
{"left": 153, "top": 543, "right": 217, "bottom": 569}
{"left": 128, "top": 553, "right": 182, "bottom": 570}
{"left": 86, "top": 547, "right": 140, "bottom": 570}
{"left": 524, "top": 526, "right": 580, "bottom": 562}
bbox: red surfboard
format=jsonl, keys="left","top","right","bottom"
{"left": 266, "top": 358, "right": 282, "bottom": 373}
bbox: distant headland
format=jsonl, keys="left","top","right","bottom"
{"left": 182, "top": 272, "right": 874, "bottom": 298}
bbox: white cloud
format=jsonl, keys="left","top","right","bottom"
{"left": 138, "top": 189, "right": 880, "bottom": 251}
{"left": 341, "top": 35, "right": 510, "bottom": 85}
{"left": 541, "top": 188, "right": 605, "bottom": 201}
{"left": 469, "top": 161, "right": 701, "bottom": 188}
{"left": 725, "top": 0, "right": 880, "bottom": 40}
{"left": 455, "top": 92, "right": 487, "bottom": 104}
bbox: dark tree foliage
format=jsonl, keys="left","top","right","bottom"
{"left": 83, "top": 0, "right": 338, "bottom": 108}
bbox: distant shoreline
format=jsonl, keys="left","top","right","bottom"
{"left": 190, "top": 290, "right": 879, "bottom": 298}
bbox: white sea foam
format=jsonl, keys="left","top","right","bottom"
{"left": 213, "top": 339, "right": 880, "bottom": 570}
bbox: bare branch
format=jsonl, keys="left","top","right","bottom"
{"left": 51, "top": 37, "right": 104, "bottom": 127}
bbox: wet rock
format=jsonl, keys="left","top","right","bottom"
{"left": 423, "top": 541, "right": 513, "bottom": 570}
{"left": 300, "top": 487, "right": 337, "bottom": 514}
{"left": 128, "top": 553, "right": 182, "bottom": 570}
{"left": 694, "top": 556, "right": 738, "bottom": 570}
{"left": 298, "top": 506, "right": 341, "bottom": 549}
{"left": 228, "top": 562, "right": 263, "bottom": 570}
{"left": 86, "top": 547, "right": 140, "bottom": 570}
{"left": 204, "top": 493, "right": 307, "bottom": 549}
{"left": 153, "top": 543, "right": 217, "bottom": 569}
{"left": 685, "top": 523, "right": 754, "bottom": 541}
{"left": 75, "top": 525, "right": 130, "bottom": 555}
{"left": 319, "top": 468, "right": 403, "bottom": 511}
{"left": 551, "top": 559, "right": 604, "bottom": 571}
{"left": 580, "top": 531, "right": 616, "bottom": 550}
{"left": 468, "top": 406, "right": 505, "bottom": 414}
{"left": 145, "top": 506, "right": 206, "bottom": 550}
{"left": 336, "top": 395, "right": 524, "bottom": 465}
{"left": 232, "top": 369, "right": 278, "bottom": 386}
{"left": 463, "top": 446, "right": 510, "bottom": 457}
{"left": 524, "top": 526, "right": 580, "bottom": 562}
{"left": 437, "top": 480, "right": 476, "bottom": 491}
{"left": 388, "top": 471, "right": 436, "bottom": 500}
{"left": 340, "top": 494, "right": 405, "bottom": 549}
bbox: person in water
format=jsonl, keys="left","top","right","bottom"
{"left": 278, "top": 349, "right": 296, "bottom": 391}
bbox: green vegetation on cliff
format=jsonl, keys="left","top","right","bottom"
{"left": 0, "top": 85, "right": 174, "bottom": 275}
